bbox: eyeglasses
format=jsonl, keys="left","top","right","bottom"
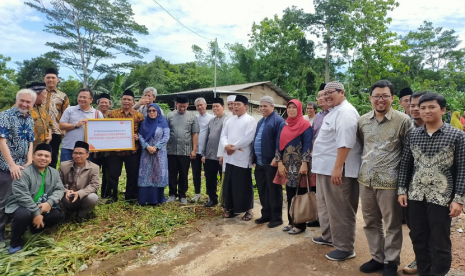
{"left": 323, "top": 90, "right": 338, "bottom": 96}
{"left": 371, "top": 95, "right": 392, "bottom": 100}
{"left": 147, "top": 110, "right": 157, "bottom": 113}
{"left": 72, "top": 152, "right": 87, "bottom": 156}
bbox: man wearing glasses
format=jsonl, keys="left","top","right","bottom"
{"left": 312, "top": 81, "right": 362, "bottom": 261}
{"left": 59, "top": 141, "right": 100, "bottom": 223}
{"left": 59, "top": 88, "right": 104, "bottom": 162}
{"left": 357, "top": 80, "right": 413, "bottom": 275}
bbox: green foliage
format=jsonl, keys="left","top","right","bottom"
{"left": 15, "top": 52, "right": 60, "bottom": 88}
{"left": 341, "top": 0, "right": 408, "bottom": 88}
{"left": 0, "top": 55, "right": 19, "bottom": 111}
{"left": 25, "top": 0, "right": 149, "bottom": 87}
{"left": 94, "top": 72, "right": 139, "bottom": 108}
{"left": 58, "top": 76, "right": 81, "bottom": 105}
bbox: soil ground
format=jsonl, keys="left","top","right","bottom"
{"left": 78, "top": 200, "right": 465, "bottom": 276}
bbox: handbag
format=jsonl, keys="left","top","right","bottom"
{"left": 289, "top": 174, "right": 318, "bottom": 224}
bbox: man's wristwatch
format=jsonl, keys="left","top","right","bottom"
{"left": 73, "top": 123, "right": 77, "bottom": 129}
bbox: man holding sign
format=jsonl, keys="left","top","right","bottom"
{"left": 59, "top": 88, "right": 103, "bottom": 162}
{"left": 106, "top": 90, "right": 144, "bottom": 203}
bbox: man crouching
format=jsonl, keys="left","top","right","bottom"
{"left": 5, "top": 143, "right": 65, "bottom": 254}
{"left": 59, "top": 141, "right": 100, "bottom": 223}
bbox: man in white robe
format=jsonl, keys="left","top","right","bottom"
{"left": 220, "top": 95, "right": 256, "bottom": 221}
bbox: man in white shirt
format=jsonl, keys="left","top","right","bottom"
{"left": 191, "top": 97, "right": 214, "bottom": 202}
{"left": 217, "top": 95, "right": 236, "bottom": 205}
{"left": 311, "top": 81, "right": 362, "bottom": 261}
{"left": 220, "top": 95, "right": 256, "bottom": 221}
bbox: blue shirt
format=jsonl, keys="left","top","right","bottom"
{"left": 0, "top": 107, "right": 35, "bottom": 172}
{"left": 254, "top": 118, "right": 266, "bottom": 166}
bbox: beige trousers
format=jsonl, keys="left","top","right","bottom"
{"left": 360, "top": 185, "right": 403, "bottom": 265}
{"left": 316, "top": 174, "right": 359, "bottom": 252}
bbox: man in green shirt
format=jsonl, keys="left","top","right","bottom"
{"left": 5, "top": 143, "right": 65, "bottom": 254}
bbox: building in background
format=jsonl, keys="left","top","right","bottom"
{"left": 155, "top": 81, "right": 291, "bottom": 120}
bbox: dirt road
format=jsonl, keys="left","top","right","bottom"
{"left": 80, "top": 200, "right": 465, "bottom": 276}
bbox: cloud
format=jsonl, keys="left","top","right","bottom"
{"left": 1, "top": 0, "right": 464, "bottom": 81}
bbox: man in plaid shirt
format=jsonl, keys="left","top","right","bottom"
{"left": 398, "top": 93, "right": 464, "bottom": 276}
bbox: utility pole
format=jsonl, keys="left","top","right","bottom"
{"left": 214, "top": 38, "right": 217, "bottom": 98}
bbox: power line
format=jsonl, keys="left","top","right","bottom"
{"left": 152, "top": 0, "right": 214, "bottom": 41}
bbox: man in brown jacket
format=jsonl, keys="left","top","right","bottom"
{"left": 59, "top": 141, "right": 100, "bottom": 222}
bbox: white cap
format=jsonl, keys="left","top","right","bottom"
{"left": 227, "top": 95, "right": 236, "bottom": 102}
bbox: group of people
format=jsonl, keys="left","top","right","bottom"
{"left": 0, "top": 67, "right": 462, "bottom": 276}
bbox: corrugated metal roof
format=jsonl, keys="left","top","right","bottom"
{"left": 167, "top": 81, "right": 292, "bottom": 101}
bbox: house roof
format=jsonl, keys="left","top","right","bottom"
{"left": 168, "top": 81, "right": 292, "bottom": 101}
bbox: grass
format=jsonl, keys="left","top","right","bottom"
{"left": 0, "top": 168, "right": 232, "bottom": 276}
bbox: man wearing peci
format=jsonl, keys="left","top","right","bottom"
{"left": 5, "top": 143, "right": 65, "bottom": 254}
{"left": 220, "top": 95, "right": 257, "bottom": 221}
{"left": 398, "top": 87, "right": 413, "bottom": 116}
{"left": 191, "top": 97, "right": 214, "bottom": 203}
{"left": 94, "top": 93, "right": 112, "bottom": 199}
{"left": 166, "top": 95, "right": 199, "bottom": 204}
{"left": 42, "top": 68, "right": 69, "bottom": 168}
{"left": 59, "top": 141, "right": 100, "bottom": 223}
{"left": 201, "top": 97, "right": 228, "bottom": 207}
{"left": 26, "top": 82, "right": 53, "bottom": 151}
{"left": 106, "top": 89, "right": 144, "bottom": 203}
{"left": 252, "top": 96, "right": 284, "bottom": 228}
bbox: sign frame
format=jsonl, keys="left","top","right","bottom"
{"left": 84, "top": 118, "right": 135, "bottom": 152}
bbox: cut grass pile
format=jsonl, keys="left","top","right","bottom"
{"left": 0, "top": 167, "right": 259, "bottom": 276}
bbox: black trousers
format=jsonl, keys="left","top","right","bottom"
{"left": 204, "top": 159, "right": 222, "bottom": 203}
{"left": 49, "top": 134, "right": 62, "bottom": 169}
{"left": 408, "top": 199, "right": 452, "bottom": 276}
{"left": 286, "top": 185, "right": 307, "bottom": 230}
{"left": 106, "top": 153, "right": 140, "bottom": 201}
{"left": 255, "top": 164, "right": 283, "bottom": 223}
{"left": 191, "top": 154, "right": 204, "bottom": 194}
{"left": 94, "top": 155, "right": 109, "bottom": 198}
{"left": 168, "top": 155, "right": 191, "bottom": 199}
{"left": 8, "top": 207, "right": 62, "bottom": 247}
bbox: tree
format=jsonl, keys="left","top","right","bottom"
{"left": 0, "top": 55, "right": 20, "bottom": 111}
{"left": 94, "top": 72, "right": 138, "bottom": 108}
{"left": 58, "top": 76, "right": 81, "bottom": 105}
{"left": 401, "top": 21, "right": 463, "bottom": 72}
{"left": 248, "top": 14, "right": 315, "bottom": 99}
{"left": 25, "top": 0, "right": 149, "bottom": 88}
{"left": 283, "top": 1, "right": 351, "bottom": 82}
{"left": 192, "top": 42, "right": 246, "bottom": 87}
{"left": 341, "top": 0, "right": 408, "bottom": 88}
{"left": 15, "top": 52, "right": 60, "bottom": 88}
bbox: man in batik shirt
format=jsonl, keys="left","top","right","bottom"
{"left": 26, "top": 82, "right": 53, "bottom": 151}
{"left": 42, "top": 68, "right": 69, "bottom": 168}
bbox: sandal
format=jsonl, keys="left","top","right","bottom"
{"left": 288, "top": 228, "right": 305, "bottom": 235}
{"left": 282, "top": 225, "right": 292, "bottom": 232}
{"left": 223, "top": 210, "right": 237, "bottom": 218}
{"left": 242, "top": 211, "right": 253, "bottom": 221}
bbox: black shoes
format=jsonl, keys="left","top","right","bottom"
{"left": 204, "top": 201, "right": 217, "bottom": 207}
{"left": 360, "top": 259, "right": 384, "bottom": 273}
{"left": 267, "top": 221, "right": 283, "bottom": 228}
{"left": 383, "top": 262, "right": 398, "bottom": 276}
{"left": 306, "top": 220, "right": 320, "bottom": 227}
{"left": 254, "top": 217, "right": 271, "bottom": 224}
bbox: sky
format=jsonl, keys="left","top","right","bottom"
{"left": 1, "top": 0, "right": 465, "bottom": 80}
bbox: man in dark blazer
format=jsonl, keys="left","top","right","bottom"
{"left": 252, "top": 96, "right": 285, "bottom": 228}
